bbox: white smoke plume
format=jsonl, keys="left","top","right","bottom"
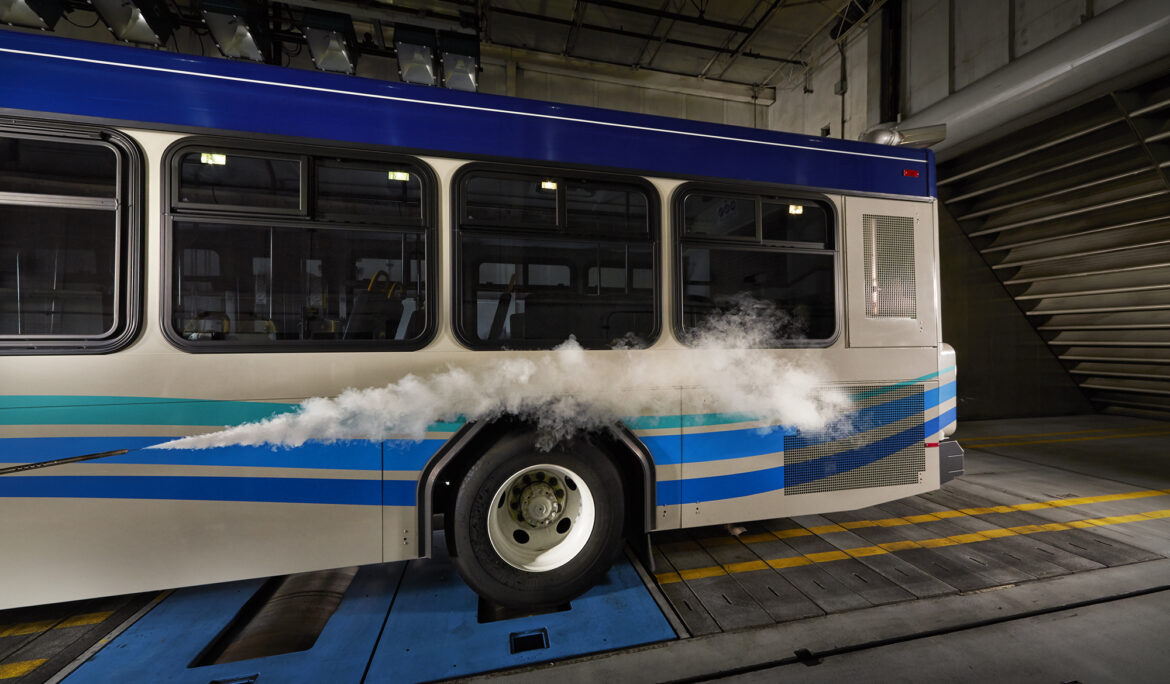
{"left": 155, "top": 298, "right": 851, "bottom": 450}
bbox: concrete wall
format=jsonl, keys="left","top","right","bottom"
{"left": 768, "top": 27, "right": 870, "bottom": 139}
{"left": 901, "top": 0, "right": 1131, "bottom": 117}
{"left": 938, "top": 204, "right": 1095, "bottom": 420}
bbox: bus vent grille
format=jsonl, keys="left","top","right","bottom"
{"left": 863, "top": 214, "right": 917, "bottom": 319}
{"left": 783, "top": 384, "right": 925, "bottom": 495}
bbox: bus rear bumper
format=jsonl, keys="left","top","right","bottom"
{"left": 940, "top": 440, "right": 965, "bottom": 484}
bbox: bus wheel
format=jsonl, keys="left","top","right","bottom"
{"left": 450, "top": 433, "right": 625, "bottom": 608}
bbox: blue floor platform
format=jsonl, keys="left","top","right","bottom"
{"left": 64, "top": 545, "right": 676, "bottom": 683}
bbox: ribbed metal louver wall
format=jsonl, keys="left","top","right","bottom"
{"left": 938, "top": 72, "right": 1170, "bottom": 419}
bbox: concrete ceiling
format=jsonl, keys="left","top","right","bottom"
{"left": 290, "top": 0, "right": 879, "bottom": 89}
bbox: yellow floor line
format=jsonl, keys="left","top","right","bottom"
{"left": 959, "top": 428, "right": 1115, "bottom": 441}
{"left": 688, "top": 488, "right": 1170, "bottom": 549}
{"left": 0, "top": 611, "right": 112, "bottom": 639}
{"left": 655, "top": 507, "right": 1170, "bottom": 585}
{"left": 966, "top": 429, "right": 1170, "bottom": 449}
{"left": 0, "top": 659, "right": 46, "bottom": 680}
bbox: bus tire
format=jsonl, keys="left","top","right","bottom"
{"left": 449, "top": 432, "right": 625, "bottom": 608}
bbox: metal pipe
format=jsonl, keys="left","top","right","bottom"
{"left": 899, "top": 0, "right": 1170, "bottom": 160}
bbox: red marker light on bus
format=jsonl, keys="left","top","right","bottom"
{"left": 903, "top": 169, "right": 920, "bottom": 177}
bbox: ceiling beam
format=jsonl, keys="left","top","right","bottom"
{"left": 579, "top": 0, "right": 753, "bottom": 33}
{"left": 489, "top": 5, "right": 803, "bottom": 66}
{"left": 481, "top": 43, "right": 775, "bottom": 104}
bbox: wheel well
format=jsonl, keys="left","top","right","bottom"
{"left": 418, "top": 418, "right": 654, "bottom": 560}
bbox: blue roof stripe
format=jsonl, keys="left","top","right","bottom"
{"left": 0, "top": 31, "right": 934, "bottom": 198}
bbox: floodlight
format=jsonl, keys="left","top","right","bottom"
{"left": 0, "top": 0, "right": 64, "bottom": 29}
{"left": 200, "top": 0, "right": 268, "bottom": 62}
{"left": 300, "top": 9, "right": 358, "bottom": 74}
{"left": 439, "top": 31, "right": 479, "bottom": 92}
{"left": 91, "top": 0, "right": 174, "bottom": 45}
{"left": 394, "top": 25, "right": 436, "bottom": 86}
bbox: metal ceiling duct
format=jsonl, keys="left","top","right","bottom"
{"left": 899, "top": 0, "right": 1170, "bottom": 161}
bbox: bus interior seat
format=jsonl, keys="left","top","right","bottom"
{"left": 344, "top": 284, "right": 404, "bottom": 339}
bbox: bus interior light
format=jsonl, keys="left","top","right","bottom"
{"left": 388, "top": 171, "right": 411, "bottom": 181}
{"left": 789, "top": 204, "right": 803, "bottom": 215}
{"left": 394, "top": 25, "right": 438, "bottom": 86}
{"left": 91, "top": 0, "right": 174, "bottom": 45}
{"left": 200, "top": 0, "right": 268, "bottom": 63}
{"left": 0, "top": 0, "right": 65, "bottom": 30}
{"left": 541, "top": 180, "right": 557, "bottom": 191}
{"left": 200, "top": 153, "right": 227, "bottom": 165}
{"left": 301, "top": 9, "right": 358, "bottom": 75}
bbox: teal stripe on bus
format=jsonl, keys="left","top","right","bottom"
{"left": 0, "top": 396, "right": 467, "bottom": 432}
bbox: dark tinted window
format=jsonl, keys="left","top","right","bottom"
{"left": 168, "top": 143, "right": 431, "bottom": 350}
{"left": 762, "top": 201, "right": 830, "bottom": 246}
{"left": 681, "top": 247, "right": 835, "bottom": 340}
{"left": 173, "top": 222, "right": 425, "bottom": 343}
{"left": 464, "top": 175, "right": 557, "bottom": 227}
{"left": 178, "top": 151, "right": 302, "bottom": 211}
{"left": 457, "top": 169, "right": 657, "bottom": 349}
{"left": 316, "top": 161, "right": 422, "bottom": 223}
{"left": 566, "top": 181, "right": 647, "bottom": 234}
{"left": 1, "top": 206, "right": 117, "bottom": 336}
{"left": 683, "top": 194, "right": 755, "bottom": 238}
{"left": 0, "top": 137, "right": 118, "bottom": 197}
{"left": 679, "top": 189, "right": 835, "bottom": 345}
{"left": 0, "top": 128, "right": 135, "bottom": 352}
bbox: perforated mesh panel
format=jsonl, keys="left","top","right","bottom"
{"left": 784, "top": 384, "right": 925, "bottom": 495}
{"left": 863, "top": 214, "right": 917, "bottom": 319}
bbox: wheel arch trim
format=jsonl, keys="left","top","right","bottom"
{"left": 415, "top": 421, "right": 656, "bottom": 560}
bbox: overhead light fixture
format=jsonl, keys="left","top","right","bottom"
{"left": 300, "top": 9, "right": 358, "bottom": 75}
{"left": 200, "top": 0, "right": 268, "bottom": 63}
{"left": 0, "top": 0, "right": 65, "bottom": 30}
{"left": 540, "top": 180, "right": 557, "bottom": 191}
{"left": 91, "top": 0, "right": 174, "bottom": 46}
{"left": 439, "top": 31, "right": 479, "bottom": 92}
{"left": 387, "top": 171, "right": 411, "bottom": 181}
{"left": 394, "top": 24, "right": 437, "bottom": 86}
{"left": 200, "top": 152, "right": 227, "bottom": 165}
{"left": 788, "top": 204, "right": 803, "bottom": 215}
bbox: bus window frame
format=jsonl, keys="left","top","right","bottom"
{"left": 0, "top": 120, "right": 143, "bottom": 355}
{"left": 451, "top": 162, "right": 662, "bottom": 351}
{"left": 672, "top": 182, "right": 842, "bottom": 349}
{"left": 161, "top": 137, "right": 438, "bottom": 354}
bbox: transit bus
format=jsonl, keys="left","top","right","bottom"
{"left": 0, "top": 30, "right": 961, "bottom": 610}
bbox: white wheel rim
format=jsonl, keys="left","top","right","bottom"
{"left": 486, "top": 463, "right": 596, "bottom": 572}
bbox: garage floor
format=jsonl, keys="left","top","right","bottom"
{"left": 483, "top": 414, "right": 1170, "bottom": 683}
{"left": 2, "top": 414, "right": 1167, "bottom": 683}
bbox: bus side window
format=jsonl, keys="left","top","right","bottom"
{"left": 165, "top": 143, "right": 434, "bottom": 350}
{"left": 677, "top": 189, "right": 837, "bottom": 346}
{"left": 456, "top": 168, "right": 659, "bottom": 350}
{"left": 0, "top": 129, "right": 139, "bottom": 353}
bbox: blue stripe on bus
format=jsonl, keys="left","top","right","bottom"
{"left": 661, "top": 382, "right": 952, "bottom": 466}
{"left": 926, "top": 406, "right": 958, "bottom": 438}
{"left": 659, "top": 423, "right": 927, "bottom": 505}
{"left": 0, "top": 32, "right": 934, "bottom": 199}
{"left": 0, "top": 437, "right": 444, "bottom": 471}
{"left": 0, "top": 475, "right": 397, "bottom": 505}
